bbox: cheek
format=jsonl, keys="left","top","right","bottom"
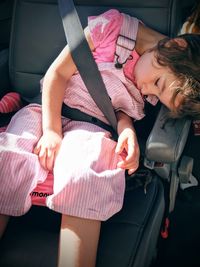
{"left": 134, "top": 60, "right": 147, "bottom": 80}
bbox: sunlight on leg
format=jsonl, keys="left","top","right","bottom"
{"left": 58, "top": 214, "right": 101, "bottom": 267}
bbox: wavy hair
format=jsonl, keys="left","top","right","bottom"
{"left": 154, "top": 34, "right": 200, "bottom": 119}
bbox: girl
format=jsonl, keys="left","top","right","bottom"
{"left": 0, "top": 9, "right": 200, "bottom": 267}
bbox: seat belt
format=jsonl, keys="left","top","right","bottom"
{"left": 58, "top": 0, "right": 118, "bottom": 132}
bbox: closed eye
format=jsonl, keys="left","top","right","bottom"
{"left": 155, "top": 78, "right": 160, "bottom": 86}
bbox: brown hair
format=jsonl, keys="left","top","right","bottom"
{"left": 154, "top": 33, "right": 200, "bottom": 119}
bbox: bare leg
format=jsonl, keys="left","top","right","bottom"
{"left": 58, "top": 214, "right": 101, "bottom": 267}
{"left": 0, "top": 214, "right": 9, "bottom": 239}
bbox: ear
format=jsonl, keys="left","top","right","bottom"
{"left": 173, "top": 38, "right": 187, "bottom": 48}
{"left": 165, "top": 37, "right": 187, "bottom": 48}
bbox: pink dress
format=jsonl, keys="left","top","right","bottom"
{"left": 0, "top": 9, "right": 157, "bottom": 220}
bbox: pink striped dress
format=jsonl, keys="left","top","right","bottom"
{"left": 0, "top": 9, "right": 157, "bottom": 220}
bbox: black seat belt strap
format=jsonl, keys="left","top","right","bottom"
{"left": 58, "top": 0, "right": 118, "bottom": 132}
{"left": 61, "top": 104, "right": 118, "bottom": 140}
{"left": 22, "top": 93, "right": 118, "bottom": 140}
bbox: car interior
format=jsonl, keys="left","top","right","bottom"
{"left": 0, "top": 0, "right": 200, "bottom": 267}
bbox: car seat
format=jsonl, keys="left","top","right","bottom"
{"left": 0, "top": 0, "right": 193, "bottom": 267}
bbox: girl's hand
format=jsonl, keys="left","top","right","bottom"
{"left": 33, "top": 129, "right": 62, "bottom": 171}
{"left": 115, "top": 127, "right": 140, "bottom": 175}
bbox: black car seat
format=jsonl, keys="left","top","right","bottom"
{"left": 0, "top": 1, "right": 193, "bottom": 267}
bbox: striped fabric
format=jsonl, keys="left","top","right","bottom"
{"left": 0, "top": 105, "right": 48, "bottom": 216}
{"left": 64, "top": 62, "right": 146, "bottom": 123}
{"left": 0, "top": 104, "right": 124, "bottom": 220}
{"left": 0, "top": 92, "right": 22, "bottom": 113}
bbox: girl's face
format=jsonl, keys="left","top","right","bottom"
{"left": 133, "top": 50, "right": 182, "bottom": 110}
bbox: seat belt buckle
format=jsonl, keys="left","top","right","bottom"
{"left": 114, "top": 34, "right": 135, "bottom": 68}
{"left": 116, "top": 34, "right": 136, "bottom": 51}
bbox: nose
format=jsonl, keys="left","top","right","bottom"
{"left": 141, "top": 83, "right": 152, "bottom": 95}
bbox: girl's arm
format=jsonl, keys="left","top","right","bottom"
{"left": 115, "top": 111, "right": 140, "bottom": 174}
{"left": 34, "top": 27, "right": 94, "bottom": 171}
{"left": 42, "top": 27, "right": 94, "bottom": 135}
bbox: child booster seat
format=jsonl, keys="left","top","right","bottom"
{"left": 0, "top": 1, "right": 192, "bottom": 267}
